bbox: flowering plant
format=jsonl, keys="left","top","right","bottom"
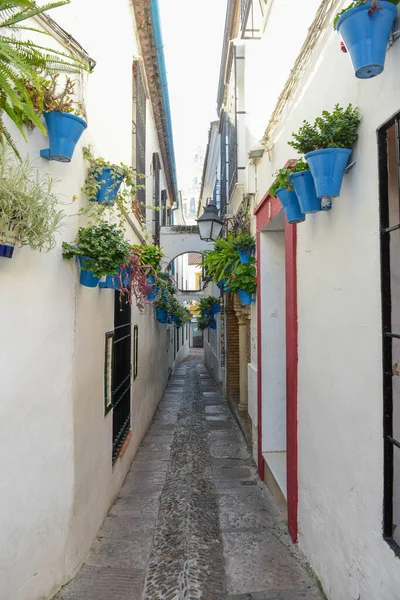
{"left": 118, "top": 246, "right": 155, "bottom": 311}
{"left": 333, "top": 0, "right": 400, "bottom": 28}
{"left": 228, "top": 260, "right": 257, "bottom": 294}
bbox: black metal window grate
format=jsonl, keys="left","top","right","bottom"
{"left": 112, "top": 294, "right": 132, "bottom": 462}
{"left": 379, "top": 113, "right": 400, "bottom": 555}
{"left": 133, "top": 325, "right": 138, "bottom": 381}
{"left": 153, "top": 153, "right": 161, "bottom": 245}
{"left": 161, "top": 189, "right": 167, "bottom": 226}
{"left": 135, "top": 64, "right": 147, "bottom": 219}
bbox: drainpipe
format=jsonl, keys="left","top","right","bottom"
{"left": 149, "top": 0, "right": 179, "bottom": 223}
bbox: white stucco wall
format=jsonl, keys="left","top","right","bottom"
{"left": 242, "top": 1, "right": 400, "bottom": 598}
{"left": 0, "top": 2, "right": 177, "bottom": 599}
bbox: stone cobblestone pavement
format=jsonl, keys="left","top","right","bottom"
{"left": 57, "top": 356, "right": 324, "bottom": 600}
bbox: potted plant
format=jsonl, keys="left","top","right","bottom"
{"left": 131, "top": 243, "right": 164, "bottom": 298}
{"left": 288, "top": 104, "right": 360, "bottom": 199}
{"left": 201, "top": 235, "right": 240, "bottom": 284}
{"left": 269, "top": 164, "right": 306, "bottom": 224}
{"left": 199, "top": 296, "right": 220, "bottom": 316}
{"left": 228, "top": 261, "right": 257, "bottom": 306}
{"left": 288, "top": 159, "right": 324, "bottom": 213}
{"left": 197, "top": 314, "right": 215, "bottom": 331}
{"left": 82, "top": 146, "right": 144, "bottom": 214}
{"left": 62, "top": 222, "right": 130, "bottom": 288}
{"left": 20, "top": 74, "right": 88, "bottom": 162}
{"left": 0, "top": 148, "right": 66, "bottom": 258}
{"left": 335, "top": 1, "right": 399, "bottom": 79}
{"left": 154, "top": 273, "right": 177, "bottom": 323}
{"left": 0, "top": 0, "right": 88, "bottom": 156}
{"left": 231, "top": 232, "right": 256, "bottom": 264}
{"left": 117, "top": 247, "right": 155, "bottom": 310}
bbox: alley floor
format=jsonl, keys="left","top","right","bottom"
{"left": 57, "top": 355, "right": 324, "bottom": 600}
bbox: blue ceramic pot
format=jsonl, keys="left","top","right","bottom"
{"left": 99, "top": 274, "right": 119, "bottom": 290}
{"left": 276, "top": 188, "right": 305, "bottom": 224}
{"left": 211, "top": 304, "right": 221, "bottom": 315}
{"left": 78, "top": 256, "right": 99, "bottom": 288}
{"left": 0, "top": 244, "right": 15, "bottom": 258}
{"left": 336, "top": 1, "right": 397, "bottom": 79}
{"left": 93, "top": 168, "right": 124, "bottom": 205}
{"left": 146, "top": 275, "right": 156, "bottom": 300}
{"left": 176, "top": 320, "right": 182, "bottom": 328}
{"left": 209, "top": 320, "right": 217, "bottom": 330}
{"left": 305, "top": 148, "right": 352, "bottom": 198}
{"left": 290, "top": 170, "right": 323, "bottom": 213}
{"left": 238, "top": 248, "right": 253, "bottom": 264}
{"left": 40, "top": 112, "right": 87, "bottom": 162}
{"left": 156, "top": 307, "right": 167, "bottom": 323}
{"left": 237, "top": 289, "right": 253, "bottom": 306}
{"left": 217, "top": 279, "right": 227, "bottom": 290}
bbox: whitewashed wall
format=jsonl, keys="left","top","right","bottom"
{"left": 242, "top": 0, "right": 400, "bottom": 598}
{"left": 0, "top": 1, "right": 179, "bottom": 599}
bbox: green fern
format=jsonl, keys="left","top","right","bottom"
{"left": 0, "top": 0, "right": 87, "bottom": 155}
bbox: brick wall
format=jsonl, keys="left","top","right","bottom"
{"left": 225, "top": 294, "right": 240, "bottom": 401}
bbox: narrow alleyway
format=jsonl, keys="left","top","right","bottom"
{"left": 58, "top": 353, "right": 323, "bottom": 600}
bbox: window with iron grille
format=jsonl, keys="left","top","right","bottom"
{"left": 112, "top": 294, "right": 132, "bottom": 463}
{"left": 379, "top": 113, "right": 400, "bottom": 554}
{"left": 226, "top": 56, "right": 237, "bottom": 200}
{"left": 153, "top": 153, "right": 161, "bottom": 244}
{"left": 134, "top": 63, "right": 146, "bottom": 219}
{"left": 161, "top": 189, "right": 167, "bottom": 226}
{"left": 133, "top": 325, "right": 138, "bottom": 381}
{"left": 220, "top": 113, "right": 228, "bottom": 216}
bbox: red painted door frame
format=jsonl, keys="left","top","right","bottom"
{"left": 254, "top": 192, "right": 299, "bottom": 543}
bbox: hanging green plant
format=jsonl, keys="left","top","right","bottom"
{"left": 80, "top": 145, "right": 145, "bottom": 228}
{"left": 201, "top": 234, "right": 240, "bottom": 283}
{"left": 228, "top": 260, "right": 257, "bottom": 295}
{"left": 0, "top": 146, "right": 67, "bottom": 258}
{"left": 132, "top": 243, "right": 164, "bottom": 274}
{"left": 269, "top": 159, "right": 309, "bottom": 197}
{"left": 62, "top": 222, "right": 130, "bottom": 278}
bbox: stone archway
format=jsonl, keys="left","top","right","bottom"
{"left": 159, "top": 226, "right": 213, "bottom": 272}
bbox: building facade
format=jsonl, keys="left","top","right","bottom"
{"left": 199, "top": 1, "right": 400, "bottom": 598}
{"left": 0, "top": 2, "right": 189, "bottom": 599}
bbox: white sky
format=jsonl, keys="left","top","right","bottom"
{"left": 158, "top": 0, "right": 227, "bottom": 190}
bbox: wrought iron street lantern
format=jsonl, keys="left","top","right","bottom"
{"left": 196, "top": 203, "right": 224, "bottom": 242}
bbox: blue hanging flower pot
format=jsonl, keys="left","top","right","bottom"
{"left": 211, "top": 304, "right": 221, "bottom": 315}
{"left": 209, "top": 319, "right": 217, "bottom": 330}
{"left": 290, "top": 170, "right": 325, "bottom": 213}
{"left": 237, "top": 289, "right": 253, "bottom": 306}
{"left": 40, "top": 112, "right": 87, "bottom": 162}
{"left": 217, "top": 279, "right": 227, "bottom": 291}
{"left": 99, "top": 273, "right": 119, "bottom": 290}
{"left": 78, "top": 256, "right": 100, "bottom": 288}
{"left": 276, "top": 188, "right": 305, "bottom": 224}
{"left": 0, "top": 220, "right": 20, "bottom": 258}
{"left": 237, "top": 248, "right": 253, "bottom": 264}
{"left": 92, "top": 168, "right": 124, "bottom": 205}
{"left": 146, "top": 274, "right": 156, "bottom": 300}
{"left": 305, "top": 148, "right": 352, "bottom": 198}
{"left": 156, "top": 307, "right": 167, "bottom": 323}
{"left": 336, "top": 1, "right": 397, "bottom": 79}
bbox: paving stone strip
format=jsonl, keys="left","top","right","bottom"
{"left": 57, "top": 356, "right": 323, "bottom": 600}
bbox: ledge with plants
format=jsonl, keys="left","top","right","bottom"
{"left": 228, "top": 260, "right": 257, "bottom": 306}
{"left": 335, "top": 1, "right": 399, "bottom": 79}
{"left": 0, "top": 147, "right": 66, "bottom": 259}
{"left": 62, "top": 222, "right": 130, "bottom": 288}
{"left": 288, "top": 104, "right": 360, "bottom": 204}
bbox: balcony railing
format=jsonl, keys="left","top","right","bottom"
{"left": 241, "top": 0, "right": 267, "bottom": 39}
